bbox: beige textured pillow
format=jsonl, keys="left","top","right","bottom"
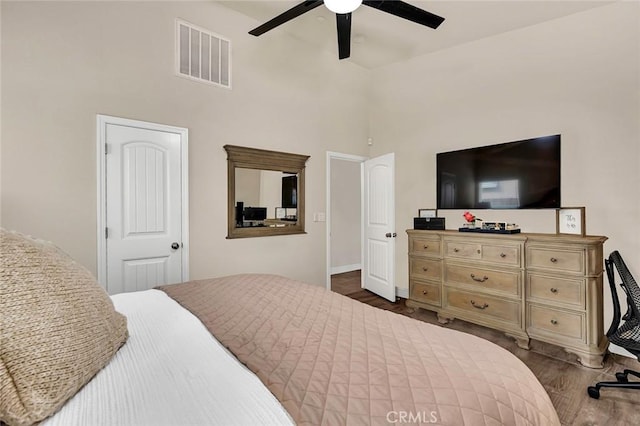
{"left": 0, "top": 229, "right": 128, "bottom": 426}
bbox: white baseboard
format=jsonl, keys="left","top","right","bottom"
{"left": 330, "top": 263, "right": 361, "bottom": 275}
{"left": 396, "top": 287, "right": 409, "bottom": 299}
{"left": 609, "top": 343, "right": 635, "bottom": 359}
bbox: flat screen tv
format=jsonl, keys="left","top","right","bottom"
{"left": 281, "top": 175, "right": 297, "bottom": 208}
{"left": 243, "top": 207, "right": 267, "bottom": 221}
{"left": 437, "top": 135, "right": 560, "bottom": 210}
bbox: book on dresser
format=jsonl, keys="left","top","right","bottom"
{"left": 406, "top": 229, "right": 608, "bottom": 369}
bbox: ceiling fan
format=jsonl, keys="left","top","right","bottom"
{"left": 248, "top": 0, "right": 445, "bottom": 60}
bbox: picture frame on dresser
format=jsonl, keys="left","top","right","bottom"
{"left": 418, "top": 209, "right": 437, "bottom": 218}
{"left": 556, "top": 207, "right": 586, "bottom": 236}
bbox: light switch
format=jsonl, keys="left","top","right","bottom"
{"left": 314, "top": 212, "right": 326, "bottom": 222}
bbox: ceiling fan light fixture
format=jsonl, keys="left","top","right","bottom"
{"left": 324, "top": 0, "right": 362, "bottom": 14}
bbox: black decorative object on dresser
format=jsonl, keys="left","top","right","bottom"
{"left": 406, "top": 229, "right": 608, "bottom": 368}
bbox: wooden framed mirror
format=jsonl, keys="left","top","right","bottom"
{"left": 224, "top": 145, "right": 309, "bottom": 239}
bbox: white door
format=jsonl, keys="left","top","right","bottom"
{"left": 362, "top": 153, "right": 396, "bottom": 302}
{"left": 101, "top": 119, "right": 188, "bottom": 294}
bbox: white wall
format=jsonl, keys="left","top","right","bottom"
{"left": 259, "top": 170, "right": 282, "bottom": 218}
{"left": 2, "top": 1, "right": 639, "bottom": 351}
{"left": 330, "top": 158, "right": 361, "bottom": 273}
{"left": 0, "top": 1, "right": 371, "bottom": 286}
{"left": 235, "top": 168, "right": 261, "bottom": 207}
{"left": 369, "top": 2, "right": 639, "bottom": 355}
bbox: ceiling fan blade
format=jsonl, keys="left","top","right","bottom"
{"left": 336, "top": 13, "right": 352, "bottom": 60}
{"left": 249, "top": 0, "right": 324, "bottom": 36}
{"left": 362, "top": 0, "right": 445, "bottom": 29}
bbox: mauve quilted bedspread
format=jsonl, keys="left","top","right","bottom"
{"left": 160, "top": 274, "right": 560, "bottom": 426}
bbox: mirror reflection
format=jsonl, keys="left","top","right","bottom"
{"left": 235, "top": 169, "right": 298, "bottom": 228}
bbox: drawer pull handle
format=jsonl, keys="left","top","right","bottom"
{"left": 470, "top": 300, "right": 489, "bottom": 310}
{"left": 550, "top": 257, "right": 558, "bottom": 263}
{"left": 422, "top": 267, "right": 429, "bottom": 272}
{"left": 550, "top": 319, "right": 558, "bottom": 325}
{"left": 453, "top": 248, "right": 460, "bottom": 253}
{"left": 500, "top": 253, "right": 506, "bottom": 258}
{"left": 422, "top": 290, "right": 428, "bottom": 295}
{"left": 550, "top": 287, "right": 558, "bottom": 293}
{"left": 477, "top": 249, "right": 481, "bottom": 254}
{"left": 470, "top": 274, "right": 489, "bottom": 283}
{"left": 423, "top": 245, "right": 429, "bottom": 249}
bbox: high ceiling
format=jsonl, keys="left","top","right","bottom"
{"left": 218, "top": 1, "right": 612, "bottom": 69}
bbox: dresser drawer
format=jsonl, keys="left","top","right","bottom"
{"left": 409, "top": 237, "right": 441, "bottom": 256}
{"left": 527, "top": 247, "right": 584, "bottom": 274}
{"left": 445, "top": 238, "right": 521, "bottom": 267}
{"left": 410, "top": 258, "right": 442, "bottom": 280}
{"left": 410, "top": 280, "right": 441, "bottom": 307}
{"left": 444, "top": 288, "right": 520, "bottom": 326}
{"left": 481, "top": 244, "right": 520, "bottom": 266}
{"left": 527, "top": 274, "right": 584, "bottom": 308}
{"left": 528, "top": 304, "right": 584, "bottom": 342}
{"left": 445, "top": 241, "right": 481, "bottom": 259}
{"left": 445, "top": 264, "right": 520, "bottom": 296}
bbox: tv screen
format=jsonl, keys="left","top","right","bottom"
{"left": 281, "top": 175, "right": 297, "bottom": 208}
{"left": 243, "top": 207, "right": 267, "bottom": 221}
{"left": 437, "top": 135, "right": 560, "bottom": 209}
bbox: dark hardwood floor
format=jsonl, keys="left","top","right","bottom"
{"left": 332, "top": 270, "right": 640, "bottom": 426}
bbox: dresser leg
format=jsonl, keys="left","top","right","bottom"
{"left": 515, "top": 336, "right": 530, "bottom": 350}
{"left": 505, "top": 333, "right": 530, "bottom": 350}
{"left": 567, "top": 350, "right": 605, "bottom": 369}
{"left": 437, "top": 313, "right": 453, "bottom": 324}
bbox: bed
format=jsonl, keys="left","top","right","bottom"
{"left": 1, "top": 229, "right": 560, "bottom": 426}
{"left": 41, "top": 288, "right": 294, "bottom": 426}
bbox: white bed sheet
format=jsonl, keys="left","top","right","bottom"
{"left": 43, "top": 289, "right": 294, "bottom": 426}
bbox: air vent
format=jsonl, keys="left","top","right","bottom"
{"left": 176, "top": 19, "right": 231, "bottom": 89}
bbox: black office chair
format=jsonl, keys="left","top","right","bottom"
{"left": 587, "top": 250, "right": 640, "bottom": 399}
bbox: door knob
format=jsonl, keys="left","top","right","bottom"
{"left": 385, "top": 232, "right": 397, "bottom": 238}
{"left": 171, "top": 242, "right": 180, "bottom": 250}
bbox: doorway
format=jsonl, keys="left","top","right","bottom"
{"left": 97, "top": 115, "right": 189, "bottom": 294}
{"left": 327, "top": 152, "right": 365, "bottom": 292}
{"left": 326, "top": 151, "right": 396, "bottom": 302}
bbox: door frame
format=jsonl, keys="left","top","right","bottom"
{"left": 325, "top": 151, "right": 368, "bottom": 290}
{"left": 96, "top": 114, "right": 190, "bottom": 287}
